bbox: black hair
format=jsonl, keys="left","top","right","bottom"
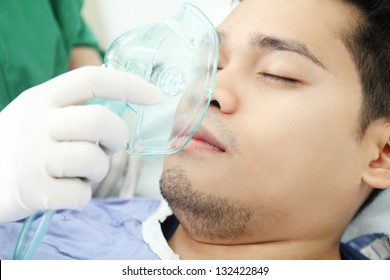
{"left": 340, "top": 0, "right": 389, "bottom": 211}
{"left": 341, "top": 0, "right": 390, "bottom": 138}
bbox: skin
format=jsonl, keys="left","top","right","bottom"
{"left": 160, "top": 0, "right": 390, "bottom": 259}
{"left": 68, "top": 46, "right": 102, "bottom": 70}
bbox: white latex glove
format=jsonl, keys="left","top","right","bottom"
{"left": 91, "top": 149, "right": 129, "bottom": 198}
{"left": 0, "top": 66, "right": 161, "bottom": 223}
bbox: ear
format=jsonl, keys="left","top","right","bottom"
{"left": 362, "top": 121, "right": 390, "bottom": 189}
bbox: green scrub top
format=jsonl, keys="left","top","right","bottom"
{"left": 0, "top": 0, "right": 102, "bottom": 111}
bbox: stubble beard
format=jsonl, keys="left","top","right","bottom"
{"left": 160, "top": 166, "right": 253, "bottom": 241}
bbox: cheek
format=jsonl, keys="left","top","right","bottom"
{"left": 234, "top": 92, "right": 361, "bottom": 203}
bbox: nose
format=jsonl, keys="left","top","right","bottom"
{"left": 210, "top": 67, "right": 239, "bottom": 114}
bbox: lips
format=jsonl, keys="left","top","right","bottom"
{"left": 185, "top": 126, "right": 226, "bottom": 153}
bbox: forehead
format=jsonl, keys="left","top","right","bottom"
{"left": 226, "top": 0, "right": 358, "bottom": 30}
{"left": 219, "top": 0, "right": 360, "bottom": 73}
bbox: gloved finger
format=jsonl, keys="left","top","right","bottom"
{"left": 49, "top": 105, "right": 129, "bottom": 155}
{"left": 42, "top": 178, "right": 91, "bottom": 211}
{"left": 45, "top": 142, "right": 110, "bottom": 183}
{"left": 42, "top": 66, "right": 162, "bottom": 106}
{"left": 92, "top": 150, "right": 128, "bottom": 198}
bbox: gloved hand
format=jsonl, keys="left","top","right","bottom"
{"left": 0, "top": 66, "right": 161, "bottom": 223}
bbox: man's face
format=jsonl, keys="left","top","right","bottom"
{"left": 161, "top": 0, "right": 370, "bottom": 243}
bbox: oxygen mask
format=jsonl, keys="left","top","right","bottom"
{"left": 91, "top": 3, "right": 219, "bottom": 155}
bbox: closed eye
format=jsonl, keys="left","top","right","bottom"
{"left": 259, "top": 73, "right": 300, "bottom": 85}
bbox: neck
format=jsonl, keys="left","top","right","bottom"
{"left": 168, "top": 225, "right": 341, "bottom": 260}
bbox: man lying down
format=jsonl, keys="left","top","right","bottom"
{"left": 1, "top": 0, "right": 390, "bottom": 260}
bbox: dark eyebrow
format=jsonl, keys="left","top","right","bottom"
{"left": 250, "top": 32, "right": 328, "bottom": 71}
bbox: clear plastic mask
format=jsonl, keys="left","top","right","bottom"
{"left": 91, "top": 3, "right": 219, "bottom": 156}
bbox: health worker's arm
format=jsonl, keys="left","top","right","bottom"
{"left": 69, "top": 46, "right": 103, "bottom": 70}
{"left": 53, "top": 0, "right": 104, "bottom": 69}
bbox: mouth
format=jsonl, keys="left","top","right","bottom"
{"left": 183, "top": 126, "right": 226, "bottom": 153}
